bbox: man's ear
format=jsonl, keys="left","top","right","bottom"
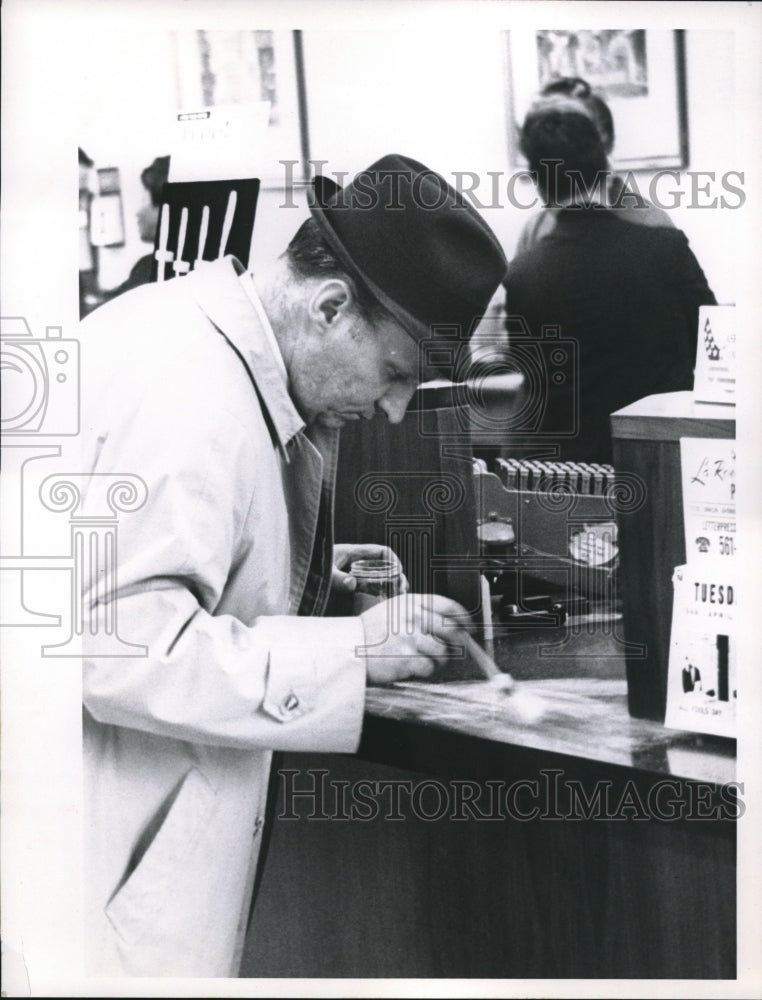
{"left": 309, "top": 279, "right": 353, "bottom": 328}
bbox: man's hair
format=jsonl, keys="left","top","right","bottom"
{"left": 539, "top": 76, "right": 615, "bottom": 154}
{"left": 284, "top": 217, "right": 388, "bottom": 326}
{"left": 140, "top": 155, "right": 171, "bottom": 208}
{"left": 520, "top": 109, "right": 609, "bottom": 207}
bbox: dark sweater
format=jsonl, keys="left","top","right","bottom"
{"left": 503, "top": 208, "right": 716, "bottom": 463}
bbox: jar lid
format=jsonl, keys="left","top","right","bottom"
{"left": 350, "top": 558, "right": 399, "bottom": 579}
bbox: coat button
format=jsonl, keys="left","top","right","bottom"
{"left": 253, "top": 816, "right": 264, "bottom": 837}
{"left": 280, "top": 692, "right": 300, "bottom": 716}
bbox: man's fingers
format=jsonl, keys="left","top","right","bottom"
{"left": 429, "top": 594, "right": 471, "bottom": 623}
{"left": 410, "top": 630, "right": 450, "bottom": 663}
{"left": 372, "top": 594, "right": 472, "bottom": 640}
{"left": 406, "top": 656, "right": 437, "bottom": 679}
{"left": 330, "top": 566, "right": 357, "bottom": 591}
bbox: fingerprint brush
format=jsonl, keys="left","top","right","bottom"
{"left": 456, "top": 629, "right": 547, "bottom": 723}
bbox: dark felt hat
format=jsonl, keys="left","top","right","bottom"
{"left": 307, "top": 153, "right": 508, "bottom": 343}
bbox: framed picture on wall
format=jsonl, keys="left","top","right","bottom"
{"left": 172, "top": 29, "right": 310, "bottom": 187}
{"left": 506, "top": 28, "right": 689, "bottom": 171}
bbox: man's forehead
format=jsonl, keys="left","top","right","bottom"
{"left": 393, "top": 335, "right": 434, "bottom": 382}
{"left": 396, "top": 338, "right": 443, "bottom": 383}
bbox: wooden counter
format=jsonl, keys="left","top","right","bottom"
{"left": 242, "top": 625, "right": 736, "bottom": 981}
{"left": 362, "top": 675, "right": 735, "bottom": 788}
{"left": 610, "top": 390, "right": 736, "bottom": 722}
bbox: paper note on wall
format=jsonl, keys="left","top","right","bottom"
{"left": 168, "top": 102, "right": 272, "bottom": 182}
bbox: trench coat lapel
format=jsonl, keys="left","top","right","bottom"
{"left": 189, "top": 256, "right": 304, "bottom": 459}
{"left": 188, "top": 256, "right": 340, "bottom": 616}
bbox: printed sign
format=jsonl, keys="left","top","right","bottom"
{"left": 665, "top": 563, "right": 736, "bottom": 738}
{"left": 693, "top": 304, "right": 736, "bottom": 405}
{"left": 169, "top": 102, "right": 272, "bottom": 183}
{"left": 679, "top": 437, "right": 736, "bottom": 563}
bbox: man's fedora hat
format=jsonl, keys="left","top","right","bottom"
{"left": 307, "top": 153, "right": 508, "bottom": 344}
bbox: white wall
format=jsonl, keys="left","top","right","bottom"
{"left": 301, "top": 26, "right": 738, "bottom": 302}
{"left": 78, "top": 29, "right": 180, "bottom": 289}
{"left": 676, "top": 29, "right": 737, "bottom": 302}
{"left": 83, "top": 26, "right": 739, "bottom": 304}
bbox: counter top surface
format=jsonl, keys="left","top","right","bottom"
{"left": 610, "top": 389, "right": 735, "bottom": 439}
{"left": 364, "top": 674, "right": 736, "bottom": 785}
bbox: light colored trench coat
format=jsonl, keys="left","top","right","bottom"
{"left": 76, "top": 258, "right": 366, "bottom": 977}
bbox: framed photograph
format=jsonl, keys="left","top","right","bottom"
{"left": 506, "top": 29, "right": 689, "bottom": 171}
{"left": 171, "top": 29, "right": 310, "bottom": 187}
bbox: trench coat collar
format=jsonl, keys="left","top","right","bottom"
{"left": 188, "top": 255, "right": 305, "bottom": 459}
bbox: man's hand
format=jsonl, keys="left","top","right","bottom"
{"left": 331, "top": 543, "right": 409, "bottom": 595}
{"left": 359, "top": 593, "right": 472, "bottom": 685}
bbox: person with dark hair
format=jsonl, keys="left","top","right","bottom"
{"left": 78, "top": 147, "right": 98, "bottom": 316}
{"left": 102, "top": 154, "right": 170, "bottom": 300}
{"left": 136, "top": 154, "right": 171, "bottom": 241}
{"left": 515, "top": 76, "right": 673, "bottom": 254}
{"left": 519, "top": 107, "right": 609, "bottom": 207}
{"left": 539, "top": 76, "right": 616, "bottom": 153}
{"left": 504, "top": 107, "right": 716, "bottom": 463}
{"left": 72, "top": 154, "right": 508, "bottom": 977}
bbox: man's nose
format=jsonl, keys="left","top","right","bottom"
{"left": 377, "top": 387, "right": 415, "bottom": 424}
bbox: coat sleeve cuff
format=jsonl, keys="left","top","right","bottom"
{"left": 259, "top": 616, "right": 367, "bottom": 752}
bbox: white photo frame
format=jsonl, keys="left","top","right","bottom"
{"left": 506, "top": 28, "right": 689, "bottom": 171}
{"left": 172, "top": 29, "right": 309, "bottom": 187}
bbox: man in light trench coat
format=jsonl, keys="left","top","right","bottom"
{"left": 75, "top": 154, "right": 508, "bottom": 977}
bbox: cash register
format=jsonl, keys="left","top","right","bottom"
{"left": 334, "top": 370, "right": 624, "bottom": 632}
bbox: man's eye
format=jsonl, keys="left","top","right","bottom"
{"left": 389, "top": 365, "right": 416, "bottom": 386}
